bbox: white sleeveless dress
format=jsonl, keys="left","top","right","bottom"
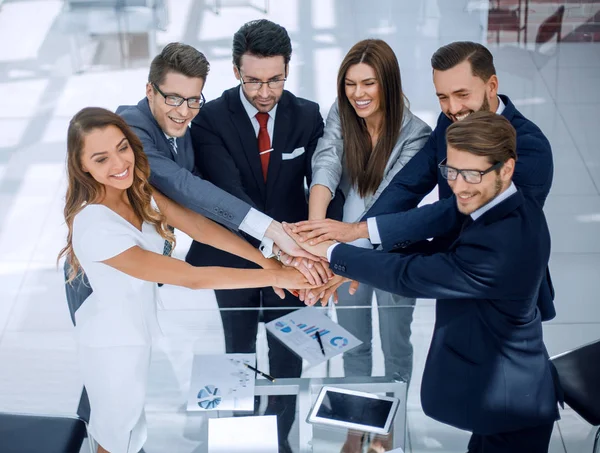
{"left": 72, "top": 201, "right": 164, "bottom": 453}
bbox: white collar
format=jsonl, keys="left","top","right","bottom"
{"left": 496, "top": 96, "right": 505, "bottom": 115}
{"left": 471, "top": 182, "right": 517, "bottom": 220}
{"left": 238, "top": 85, "right": 278, "bottom": 121}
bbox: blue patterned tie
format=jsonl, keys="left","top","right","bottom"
{"left": 168, "top": 137, "right": 177, "bottom": 154}
{"left": 163, "top": 231, "right": 173, "bottom": 256}
{"left": 163, "top": 136, "right": 177, "bottom": 256}
{"left": 158, "top": 229, "right": 174, "bottom": 287}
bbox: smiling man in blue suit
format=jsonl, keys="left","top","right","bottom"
{"left": 286, "top": 111, "right": 561, "bottom": 453}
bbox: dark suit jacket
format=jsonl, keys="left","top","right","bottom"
{"left": 187, "top": 87, "right": 343, "bottom": 268}
{"left": 331, "top": 190, "right": 560, "bottom": 435}
{"left": 117, "top": 99, "right": 253, "bottom": 230}
{"left": 362, "top": 94, "right": 556, "bottom": 320}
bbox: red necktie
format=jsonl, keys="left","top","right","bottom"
{"left": 256, "top": 112, "right": 270, "bottom": 181}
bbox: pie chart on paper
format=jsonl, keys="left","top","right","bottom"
{"left": 197, "top": 385, "right": 222, "bottom": 409}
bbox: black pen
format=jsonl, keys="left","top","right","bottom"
{"left": 244, "top": 363, "right": 276, "bottom": 382}
{"left": 315, "top": 331, "right": 326, "bottom": 356}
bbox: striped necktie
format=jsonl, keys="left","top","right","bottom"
{"left": 167, "top": 137, "right": 177, "bottom": 154}
{"left": 163, "top": 135, "right": 176, "bottom": 256}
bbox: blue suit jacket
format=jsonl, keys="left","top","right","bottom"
{"left": 117, "top": 99, "right": 253, "bottom": 230}
{"left": 363, "top": 95, "right": 556, "bottom": 320}
{"left": 186, "top": 87, "right": 343, "bottom": 268}
{"left": 332, "top": 190, "right": 560, "bottom": 434}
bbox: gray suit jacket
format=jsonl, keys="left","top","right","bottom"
{"left": 116, "top": 98, "right": 252, "bottom": 230}
{"left": 310, "top": 100, "right": 431, "bottom": 217}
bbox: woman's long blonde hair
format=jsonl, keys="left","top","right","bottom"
{"left": 57, "top": 107, "right": 175, "bottom": 282}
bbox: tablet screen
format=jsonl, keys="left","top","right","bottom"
{"left": 316, "top": 390, "right": 393, "bottom": 429}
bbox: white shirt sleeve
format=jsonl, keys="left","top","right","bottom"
{"left": 239, "top": 208, "right": 275, "bottom": 258}
{"left": 367, "top": 217, "right": 381, "bottom": 245}
{"left": 239, "top": 207, "right": 272, "bottom": 240}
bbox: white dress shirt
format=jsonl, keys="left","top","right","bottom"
{"left": 237, "top": 86, "right": 279, "bottom": 255}
{"left": 239, "top": 85, "right": 278, "bottom": 138}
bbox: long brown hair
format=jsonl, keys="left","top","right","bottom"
{"left": 337, "top": 39, "right": 405, "bottom": 197}
{"left": 58, "top": 107, "right": 175, "bottom": 282}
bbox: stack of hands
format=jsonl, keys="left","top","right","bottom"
{"left": 267, "top": 219, "right": 365, "bottom": 307}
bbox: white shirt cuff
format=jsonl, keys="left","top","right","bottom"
{"left": 239, "top": 208, "right": 273, "bottom": 241}
{"left": 326, "top": 243, "right": 341, "bottom": 262}
{"left": 367, "top": 217, "right": 381, "bottom": 245}
{"left": 258, "top": 237, "right": 275, "bottom": 258}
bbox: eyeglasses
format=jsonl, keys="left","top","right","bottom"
{"left": 237, "top": 67, "right": 286, "bottom": 91}
{"left": 152, "top": 83, "right": 205, "bottom": 109}
{"left": 438, "top": 158, "right": 504, "bottom": 184}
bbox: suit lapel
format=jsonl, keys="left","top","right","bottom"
{"left": 228, "top": 89, "right": 266, "bottom": 199}
{"left": 451, "top": 190, "right": 523, "bottom": 249}
{"left": 266, "top": 93, "right": 291, "bottom": 198}
{"left": 177, "top": 135, "right": 194, "bottom": 171}
{"left": 499, "top": 94, "right": 515, "bottom": 123}
{"left": 139, "top": 98, "right": 178, "bottom": 161}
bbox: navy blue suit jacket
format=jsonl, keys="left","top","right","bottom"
{"left": 332, "top": 190, "right": 560, "bottom": 434}
{"left": 187, "top": 87, "right": 343, "bottom": 268}
{"left": 363, "top": 95, "right": 556, "bottom": 320}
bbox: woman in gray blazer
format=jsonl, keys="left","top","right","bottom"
{"left": 306, "top": 39, "right": 430, "bottom": 451}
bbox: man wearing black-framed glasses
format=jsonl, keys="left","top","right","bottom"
{"left": 286, "top": 112, "right": 561, "bottom": 453}
{"left": 115, "top": 42, "right": 319, "bottom": 268}
{"left": 187, "top": 20, "right": 344, "bottom": 453}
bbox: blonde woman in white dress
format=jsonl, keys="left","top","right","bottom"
{"left": 58, "top": 107, "right": 311, "bottom": 453}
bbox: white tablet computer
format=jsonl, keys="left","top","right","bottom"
{"left": 307, "top": 386, "right": 400, "bottom": 435}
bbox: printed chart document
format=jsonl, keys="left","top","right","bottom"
{"left": 208, "top": 415, "right": 279, "bottom": 453}
{"left": 187, "top": 353, "right": 255, "bottom": 412}
{"left": 266, "top": 307, "right": 362, "bottom": 366}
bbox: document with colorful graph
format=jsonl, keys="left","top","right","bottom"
{"left": 265, "top": 307, "right": 362, "bottom": 366}
{"left": 186, "top": 353, "right": 255, "bottom": 412}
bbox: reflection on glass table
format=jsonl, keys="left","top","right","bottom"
{"left": 128, "top": 376, "right": 407, "bottom": 453}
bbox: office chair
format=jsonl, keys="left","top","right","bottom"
{"left": 0, "top": 411, "right": 90, "bottom": 453}
{"left": 535, "top": 5, "right": 565, "bottom": 47}
{"left": 551, "top": 339, "right": 600, "bottom": 453}
{"left": 488, "top": 0, "right": 527, "bottom": 45}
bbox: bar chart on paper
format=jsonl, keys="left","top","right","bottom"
{"left": 266, "top": 307, "right": 362, "bottom": 366}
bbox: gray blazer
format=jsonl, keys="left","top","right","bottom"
{"left": 311, "top": 100, "right": 431, "bottom": 217}
{"left": 117, "top": 98, "right": 252, "bottom": 230}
